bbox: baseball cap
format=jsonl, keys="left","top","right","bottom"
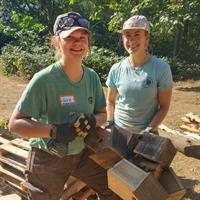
{"left": 53, "top": 12, "right": 90, "bottom": 38}
{"left": 120, "top": 15, "right": 150, "bottom": 33}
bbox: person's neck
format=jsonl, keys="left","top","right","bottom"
{"left": 59, "top": 58, "right": 83, "bottom": 83}
{"left": 129, "top": 52, "right": 150, "bottom": 68}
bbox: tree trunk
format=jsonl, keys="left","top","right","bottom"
{"left": 173, "top": 23, "right": 183, "bottom": 60}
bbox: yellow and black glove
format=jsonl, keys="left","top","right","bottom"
{"left": 69, "top": 112, "right": 96, "bottom": 137}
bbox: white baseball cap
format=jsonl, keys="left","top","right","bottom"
{"left": 120, "top": 15, "right": 150, "bottom": 33}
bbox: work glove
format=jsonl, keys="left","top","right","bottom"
{"left": 69, "top": 112, "right": 96, "bottom": 137}
{"left": 49, "top": 123, "right": 77, "bottom": 144}
{"left": 139, "top": 126, "right": 157, "bottom": 135}
{"left": 104, "top": 120, "right": 114, "bottom": 131}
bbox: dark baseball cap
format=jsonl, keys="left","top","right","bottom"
{"left": 53, "top": 12, "right": 91, "bottom": 38}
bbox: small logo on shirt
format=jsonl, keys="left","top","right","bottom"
{"left": 143, "top": 77, "right": 153, "bottom": 88}
{"left": 60, "top": 94, "right": 76, "bottom": 106}
{"left": 88, "top": 96, "right": 93, "bottom": 104}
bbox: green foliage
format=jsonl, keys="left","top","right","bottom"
{"left": 0, "top": 0, "right": 200, "bottom": 81}
{"left": 163, "top": 57, "right": 200, "bottom": 81}
{"left": 84, "top": 46, "right": 124, "bottom": 84}
{"left": 0, "top": 33, "right": 55, "bottom": 78}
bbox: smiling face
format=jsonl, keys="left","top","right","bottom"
{"left": 122, "top": 29, "right": 149, "bottom": 56}
{"left": 58, "top": 29, "right": 89, "bottom": 61}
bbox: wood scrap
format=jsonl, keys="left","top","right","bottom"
{"left": 180, "top": 113, "right": 200, "bottom": 134}
{"left": 159, "top": 124, "right": 200, "bottom": 159}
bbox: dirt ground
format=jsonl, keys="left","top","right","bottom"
{"left": 0, "top": 72, "right": 200, "bottom": 199}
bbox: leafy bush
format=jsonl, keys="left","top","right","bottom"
{"left": 84, "top": 46, "right": 124, "bottom": 84}
{"left": 0, "top": 43, "right": 55, "bottom": 79}
{"left": 0, "top": 32, "right": 55, "bottom": 79}
{"left": 163, "top": 57, "right": 200, "bottom": 80}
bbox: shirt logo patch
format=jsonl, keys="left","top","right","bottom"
{"left": 60, "top": 94, "right": 76, "bottom": 106}
{"left": 143, "top": 77, "right": 153, "bottom": 88}
{"left": 88, "top": 96, "right": 93, "bottom": 104}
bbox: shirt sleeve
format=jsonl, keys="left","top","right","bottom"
{"left": 16, "top": 73, "right": 47, "bottom": 120}
{"left": 106, "top": 64, "right": 118, "bottom": 90}
{"left": 157, "top": 62, "right": 173, "bottom": 91}
{"left": 94, "top": 74, "right": 106, "bottom": 112}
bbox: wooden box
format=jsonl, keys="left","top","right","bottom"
{"left": 134, "top": 134, "right": 177, "bottom": 167}
{"left": 159, "top": 168, "right": 186, "bottom": 200}
{"left": 107, "top": 159, "right": 168, "bottom": 200}
{"left": 131, "top": 155, "right": 163, "bottom": 179}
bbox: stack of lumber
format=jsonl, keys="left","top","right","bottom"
{"left": 0, "top": 130, "right": 28, "bottom": 199}
{"left": 180, "top": 112, "right": 200, "bottom": 134}
{"left": 159, "top": 113, "right": 200, "bottom": 160}
{"left": 0, "top": 129, "right": 97, "bottom": 200}
{"left": 0, "top": 126, "right": 189, "bottom": 200}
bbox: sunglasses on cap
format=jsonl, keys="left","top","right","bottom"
{"left": 54, "top": 12, "right": 90, "bottom": 35}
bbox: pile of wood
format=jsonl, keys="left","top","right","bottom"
{"left": 180, "top": 112, "right": 200, "bottom": 134}
{"left": 0, "top": 129, "right": 96, "bottom": 200}
{"left": 1, "top": 121, "right": 196, "bottom": 200}
{"left": 159, "top": 113, "right": 200, "bottom": 160}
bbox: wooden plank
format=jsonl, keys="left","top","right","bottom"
{"left": 4, "top": 180, "right": 27, "bottom": 199}
{"left": 185, "top": 112, "right": 200, "bottom": 123}
{"left": 0, "top": 194, "right": 21, "bottom": 200}
{"left": 180, "top": 124, "right": 200, "bottom": 134}
{"left": 62, "top": 176, "right": 86, "bottom": 200}
{"left": 85, "top": 128, "right": 112, "bottom": 153}
{"left": 0, "top": 154, "right": 26, "bottom": 173}
{"left": 0, "top": 143, "right": 28, "bottom": 159}
{"left": 0, "top": 165, "right": 24, "bottom": 183}
{"left": 0, "top": 136, "right": 10, "bottom": 145}
{"left": 159, "top": 168, "right": 186, "bottom": 200}
{"left": 89, "top": 148, "right": 122, "bottom": 169}
{"left": 11, "top": 138, "right": 30, "bottom": 151}
{"left": 108, "top": 159, "right": 168, "bottom": 200}
{"left": 134, "top": 134, "right": 177, "bottom": 167}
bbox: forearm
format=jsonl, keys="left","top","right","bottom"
{"left": 95, "top": 111, "right": 107, "bottom": 127}
{"left": 9, "top": 111, "right": 51, "bottom": 138}
{"left": 106, "top": 102, "right": 115, "bottom": 121}
{"left": 148, "top": 107, "right": 169, "bottom": 130}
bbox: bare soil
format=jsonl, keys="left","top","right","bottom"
{"left": 0, "top": 73, "right": 200, "bottom": 199}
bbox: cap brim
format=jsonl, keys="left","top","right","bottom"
{"left": 118, "top": 27, "right": 149, "bottom": 33}
{"left": 59, "top": 27, "right": 91, "bottom": 38}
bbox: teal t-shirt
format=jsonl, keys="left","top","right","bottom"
{"left": 16, "top": 62, "right": 106, "bottom": 155}
{"left": 106, "top": 55, "right": 173, "bottom": 132}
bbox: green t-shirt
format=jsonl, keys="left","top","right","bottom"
{"left": 16, "top": 62, "right": 106, "bottom": 155}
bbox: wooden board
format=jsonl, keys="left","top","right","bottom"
{"left": 134, "top": 134, "right": 177, "bottom": 167}
{"left": 85, "top": 127, "right": 112, "bottom": 153}
{"left": 159, "top": 168, "right": 186, "bottom": 200}
{"left": 89, "top": 148, "right": 122, "bottom": 169}
{"left": 0, "top": 165, "right": 24, "bottom": 183}
{"left": 11, "top": 138, "right": 30, "bottom": 151}
{"left": 4, "top": 180, "right": 27, "bottom": 199}
{"left": 0, "top": 153, "right": 26, "bottom": 173}
{"left": 108, "top": 159, "right": 168, "bottom": 200}
{"left": 0, "top": 143, "right": 28, "bottom": 159}
{"left": 0, "top": 136, "right": 9, "bottom": 145}
{"left": 0, "top": 194, "right": 21, "bottom": 200}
